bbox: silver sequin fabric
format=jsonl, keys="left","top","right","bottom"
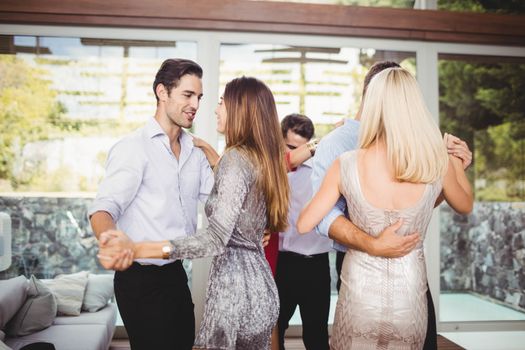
{"left": 331, "top": 151, "right": 442, "bottom": 350}
{"left": 169, "top": 148, "right": 278, "bottom": 350}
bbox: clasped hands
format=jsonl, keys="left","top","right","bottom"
{"left": 97, "top": 230, "right": 135, "bottom": 271}
{"left": 444, "top": 133, "right": 472, "bottom": 169}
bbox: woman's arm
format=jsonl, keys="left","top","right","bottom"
{"left": 98, "top": 149, "right": 252, "bottom": 263}
{"left": 442, "top": 156, "right": 474, "bottom": 214}
{"left": 297, "top": 158, "right": 342, "bottom": 234}
{"left": 435, "top": 133, "right": 473, "bottom": 207}
{"left": 193, "top": 135, "right": 220, "bottom": 168}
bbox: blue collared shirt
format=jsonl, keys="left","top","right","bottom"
{"left": 311, "top": 119, "right": 360, "bottom": 252}
{"left": 88, "top": 118, "right": 214, "bottom": 265}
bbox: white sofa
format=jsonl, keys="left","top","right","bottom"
{"left": 1, "top": 275, "right": 117, "bottom": 350}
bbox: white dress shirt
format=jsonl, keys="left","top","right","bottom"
{"left": 279, "top": 160, "right": 333, "bottom": 256}
{"left": 88, "top": 118, "right": 214, "bottom": 265}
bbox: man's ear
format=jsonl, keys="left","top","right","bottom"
{"left": 156, "top": 83, "right": 168, "bottom": 102}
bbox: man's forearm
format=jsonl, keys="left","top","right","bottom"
{"left": 328, "top": 215, "right": 373, "bottom": 253}
{"left": 90, "top": 211, "right": 116, "bottom": 239}
{"left": 329, "top": 215, "right": 420, "bottom": 258}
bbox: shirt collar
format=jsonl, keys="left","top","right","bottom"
{"left": 301, "top": 158, "right": 313, "bottom": 168}
{"left": 145, "top": 117, "right": 165, "bottom": 139}
{"left": 145, "top": 118, "right": 194, "bottom": 150}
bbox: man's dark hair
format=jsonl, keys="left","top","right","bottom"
{"left": 153, "top": 58, "right": 203, "bottom": 101}
{"left": 362, "top": 61, "right": 401, "bottom": 96}
{"left": 281, "top": 113, "right": 315, "bottom": 140}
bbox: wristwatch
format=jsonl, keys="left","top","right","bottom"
{"left": 306, "top": 138, "right": 319, "bottom": 156}
{"left": 162, "top": 243, "right": 173, "bottom": 260}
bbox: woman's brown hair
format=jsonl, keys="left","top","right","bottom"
{"left": 223, "top": 76, "right": 290, "bottom": 232}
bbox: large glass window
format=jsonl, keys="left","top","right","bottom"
{"left": 438, "top": 0, "right": 525, "bottom": 15}
{"left": 0, "top": 35, "right": 197, "bottom": 282}
{"left": 219, "top": 43, "right": 416, "bottom": 324}
{"left": 439, "top": 53, "right": 525, "bottom": 322}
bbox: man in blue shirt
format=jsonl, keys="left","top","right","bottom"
{"left": 312, "top": 61, "right": 419, "bottom": 277}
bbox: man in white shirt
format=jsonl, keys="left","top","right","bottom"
{"left": 276, "top": 114, "right": 332, "bottom": 350}
{"left": 89, "top": 59, "right": 214, "bottom": 350}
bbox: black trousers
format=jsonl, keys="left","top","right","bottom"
{"left": 276, "top": 251, "right": 331, "bottom": 350}
{"left": 114, "top": 261, "right": 195, "bottom": 350}
{"left": 336, "top": 251, "right": 437, "bottom": 349}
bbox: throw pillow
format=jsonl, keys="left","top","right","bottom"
{"left": 5, "top": 275, "right": 57, "bottom": 337}
{"left": 44, "top": 271, "right": 88, "bottom": 316}
{"left": 82, "top": 274, "right": 114, "bottom": 312}
{"left": 0, "top": 276, "right": 29, "bottom": 330}
{"left": 0, "top": 339, "right": 11, "bottom": 350}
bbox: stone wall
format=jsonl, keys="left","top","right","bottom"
{"left": 441, "top": 202, "right": 525, "bottom": 312}
{"left": 2, "top": 195, "right": 523, "bottom": 312}
{"left": 0, "top": 195, "right": 101, "bottom": 279}
{"left": 0, "top": 195, "right": 191, "bottom": 281}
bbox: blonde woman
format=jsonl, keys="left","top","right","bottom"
{"left": 297, "top": 68, "right": 473, "bottom": 349}
{"left": 99, "top": 76, "right": 290, "bottom": 349}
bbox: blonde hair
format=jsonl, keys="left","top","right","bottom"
{"left": 359, "top": 68, "right": 448, "bottom": 183}
{"left": 223, "top": 76, "right": 290, "bottom": 232}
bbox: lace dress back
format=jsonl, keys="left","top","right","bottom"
{"left": 331, "top": 150, "right": 442, "bottom": 350}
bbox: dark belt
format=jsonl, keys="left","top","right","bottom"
{"left": 280, "top": 251, "right": 328, "bottom": 259}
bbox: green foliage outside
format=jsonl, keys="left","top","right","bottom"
{"left": 0, "top": 55, "right": 142, "bottom": 191}
{"left": 439, "top": 59, "right": 525, "bottom": 202}
{"left": 437, "top": 0, "right": 525, "bottom": 202}
{"left": 438, "top": 0, "right": 525, "bottom": 14}
{"left": 0, "top": 56, "right": 65, "bottom": 190}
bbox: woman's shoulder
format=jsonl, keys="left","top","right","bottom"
{"left": 218, "top": 147, "right": 256, "bottom": 176}
{"left": 221, "top": 147, "right": 251, "bottom": 164}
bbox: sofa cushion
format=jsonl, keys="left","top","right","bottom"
{"left": 5, "top": 276, "right": 56, "bottom": 337}
{"left": 53, "top": 304, "right": 117, "bottom": 347}
{"left": 4, "top": 324, "right": 108, "bottom": 350}
{"left": 0, "top": 276, "right": 29, "bottom": 330}
{"left": 81, "top": 274, "right": 114, "bottom": 312}
{"left": 53, "top": 303, "right": 116, "bottom": 327}
{"left": 43, "top": 272, "right": 88, "bottom": 316}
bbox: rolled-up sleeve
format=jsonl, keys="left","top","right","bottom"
{"left": 311, "top": 138, "right": 347, "bottom": 237}
{"left": 311, "top": 122, "right": 360, "bottom": 252}
{"left": 88, "top": 138, "right": 145, "bottom": 222}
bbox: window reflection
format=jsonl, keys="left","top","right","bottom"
{"left": 439, "top": 54, "right": 525, "bottom": 321}
{"left": 0, "top": 35, "right": 196, "bottom": 284}
{"left": 219, "top": 43, "right": 416, "bottom": 324}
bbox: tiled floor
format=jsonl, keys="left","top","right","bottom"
{"left": 440, "top": 293, "right": 525, "bottom": 322}
{"left": 113, "top": 293, "right": 525, "bottom": 349}
{"left": 288, "top": 292, "right": 525, "bottom": 325}
{"left": 440, "top": 331, "right": 525, "bottom": 350}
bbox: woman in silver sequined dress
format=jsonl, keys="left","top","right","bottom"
{"left": 297, "top": 68, "right": 473, "bottom": 349}
{"left": 99, "top": 77, "right": 290, "bottom": 350}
